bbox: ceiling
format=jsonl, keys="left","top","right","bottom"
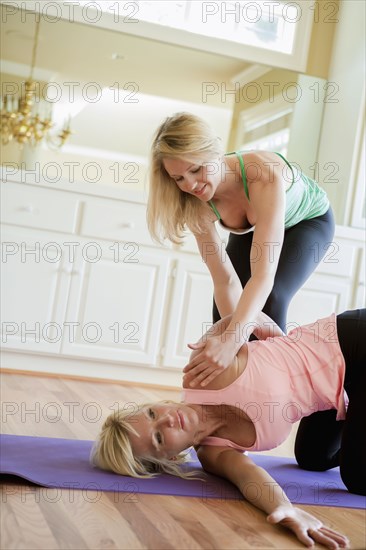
{"left": 0, "top": 4, "right": 251, "bottom": 106}
{"left": 0, "top": 4, "right": 267, "bottom": 166}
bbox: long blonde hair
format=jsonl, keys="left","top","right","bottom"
{"left": 90, "top": 400, "right": 203, "bottom": 480}
{"left": 147, "top": 112, "right": 223, "bottom": 244}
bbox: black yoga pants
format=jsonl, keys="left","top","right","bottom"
{"left": 213, "top": 207, "right": 335, "bottom": 331}
{"left": 294, "top": 309, "right": 366, "bottom": 496}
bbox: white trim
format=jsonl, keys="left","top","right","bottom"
{"left": 230, "top": 65, "right": 272, "bottom": 86}
{"left": 333, "top": 224, "right": 365, "bottom": 242}
{"left": 1, "top": 1, "right": 314, "bottom": 71}
{"left": 350, "top": 127, "right": 366, "bottom": 229}
{"left": 346, "top": 87, "right": 366, "bottom": 228}
{"left": 1, "top": 350, "right": 182, "bottom": 388}
{"left": 58, "top": 143, "right": 148, "bottom": 165}
{"left": 0, "top": 60, "right": 55, "bottom": 82}
{"left": 0, "top": 168, "right": 148, "bottom": 203}
{"left": 288, "top": 0, "right": 315, "bottom": 71}
{"left": 236, "top": 94, "right": 293, "bottom": 145}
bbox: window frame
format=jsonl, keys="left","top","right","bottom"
{"left": 349, "top": 122, "right": 366, "bottom": 229}
{"left": 235, "top": 94, "right": 293, "bottom": 149}
{"left": 19, "top": 1, "right": 315, "bottom": 72}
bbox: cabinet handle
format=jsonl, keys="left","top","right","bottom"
{"left": 120, "top": 222, "right": 135, "bottom": 229}
{"left": 21, "top": 205, "right": 35, "bottom": 214}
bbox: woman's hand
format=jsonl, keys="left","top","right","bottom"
{"left": 183, "top": 335, "right": 239, "bottom": 387}
{"left": 267, "top": 505, "right": 350, "bottom": 548}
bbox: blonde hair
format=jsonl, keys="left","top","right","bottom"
{"left": 147, "top": 112, "right": 223, "bottom": 244}
{"left": 90, "top": 400, "right": 203, "bottom": 480}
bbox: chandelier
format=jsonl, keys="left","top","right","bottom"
{"left": 0, "top": 19, "right": 72, "bottom": 149}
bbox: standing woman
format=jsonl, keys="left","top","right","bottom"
{"left": 147, "top": 112, "right": 335, "bottom": 386}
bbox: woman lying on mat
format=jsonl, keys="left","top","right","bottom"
{"left": 92, "top": 308, "right": 366, "bottom": 549}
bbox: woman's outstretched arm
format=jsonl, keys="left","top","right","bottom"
{"left": 253, "top": 311, "right": 285, "bottom": 340}
{"left": 197, "top": 445, "right": 349, "bottom": 549}
{"left": 186, "top": 153, "right": 288, "bottom": 384}
{"left": 184, "top": 312, "right": 284, "bottom": 383}
{"left": 189, "top": 311, "right": 284, "bottom": 347}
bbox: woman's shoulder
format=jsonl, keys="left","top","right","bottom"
{"left": 234, "top": 150, "right": 291, "bottom": 188}
{"left": 234, "top": 150, "right": 287, "bottom": 171}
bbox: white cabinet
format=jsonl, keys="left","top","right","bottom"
{"left": 287, "top": 275, "right": 351, "bottom": 327}
{"left": 79, "top": 196, "right": 169, "bottom": 248}
{"left": 287, "top": 228, "right": 365, "bottom": 326}
{"left": 1, "top": 182, "right": 80, "bottom": 234}
{"left": 0, "top": 179, "right": 173, "bottom": 379}
{"left": 162, "top": 258, "right": 214, "bottom": 368}
{"left": 1, "top": 173, "right": 364, "bottom": 386}
{"left": 1, "top": 226, "right": 72, "bottom": 354}
{"left": 62, "top": 242, "right": 171, "bottom": 365}
{"left": 356, "top": 248, "right": 366, "bottom": 307}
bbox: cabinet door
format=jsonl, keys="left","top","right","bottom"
{"left": 1, "top": 227, "right": 72, "bottom": 353}
{"left": 62, "top": 241, "right": 170, "bottom": 365}
{"left": 287, "top": 274, "right": 351, "bottom": 327}
{"left": 354, "top": 248, "right": 365, "bottom": 308}
{"left": 287, "top": 230, "right": 365, "bottom": 326}
{"left": 162, "top": 258, "right": 214, "bottom": 369}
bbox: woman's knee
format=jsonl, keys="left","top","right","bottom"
{"left": 294, "top": 437, "right": 329, "bottom": 471}
{"left": 295, "top": 449, "right": 336, "bottom": 472}
{"left": 340, "top": 463, "right": 366, "bottom": 496}
{"left": 340, "top": 425, "right": 366, "bottom": 496}
{"left": 294, "top": 449, "right": 315, "bottom": 471}
{"left": 294, "top": 413, "right": 341, "bottom": 472}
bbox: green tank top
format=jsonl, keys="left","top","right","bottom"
{"left": 209, "top": 151, "right": 329, "bottom": 230}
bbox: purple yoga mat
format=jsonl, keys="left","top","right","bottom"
{"left": 0, "top": 434, "right": 364, "bottom": 509}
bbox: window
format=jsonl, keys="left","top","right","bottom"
{"left": 236, "top": 95, "right": 292, "bottom": 155}
{"left": 132, "top": 1, "right": 298, "bottom": 54}
{"left": 242, "top": 128, "right": 290, "bottom": 156}
{"left": 60, "top": 1, "right": 314, "bottom": 71}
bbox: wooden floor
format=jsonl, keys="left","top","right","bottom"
{"left": 1, "top": 372, "right": 365, "bottom": 550}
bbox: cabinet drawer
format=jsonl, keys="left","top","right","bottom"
{"left": 1, "top": 183, "right": 79, "bottom": 234}
{"left": 316, "top": 239, "right": 357, "bottom": 278}
{"left": 81, "top": 199, "right": 162, "bottom": 247}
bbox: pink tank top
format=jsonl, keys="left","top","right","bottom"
{"left": 182, "top": 314, "right": 347, "bottom": 452}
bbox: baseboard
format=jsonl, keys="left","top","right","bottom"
{"left": 0, "top": 350, "right": 182, "bottom": 389}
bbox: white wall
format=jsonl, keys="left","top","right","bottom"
{"left": 317, "top": 0, "right": 366, "bottom": 225}
{"left": 18, "top": 92, "right": 233, "bottom": 191}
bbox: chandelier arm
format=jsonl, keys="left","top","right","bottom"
{"left": 29, "top": 19, "right": 41, "bottom": 80}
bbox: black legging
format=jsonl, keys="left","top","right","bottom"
{"left": 295, "top": 309, "right": 366, "bottom": 496}
{"left": 213, "top": 208, "right": 335, "bottom": 331}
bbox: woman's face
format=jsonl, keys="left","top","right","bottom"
{"left": 127, "top": 402, "right": 201, "bottom": 460}
{"left": 163, "top": 157, "right": 222, "bottom": 200}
